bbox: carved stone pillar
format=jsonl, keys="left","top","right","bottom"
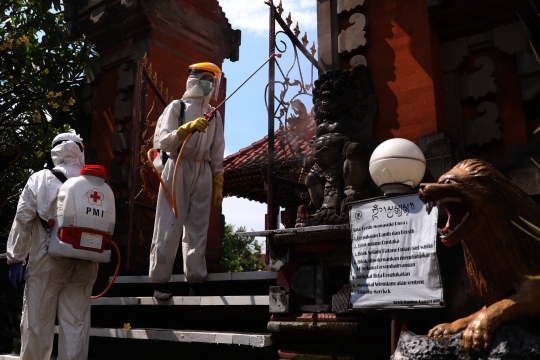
{"left": 317, "top": 0, "right": 368, "bottom": 72}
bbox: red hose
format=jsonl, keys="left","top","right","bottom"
{"left": 91, "top": 240, "right": 121, "bottom": 299}
{"left": 147, "top": 148, "right": 177, "bottom": 217}
{"left": 147, "top": 133, "right": 194, "bottom": 219}
{"left": 171, "top": 133, "right": 193, "bottom": 217}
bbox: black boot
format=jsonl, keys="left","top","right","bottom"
{"left": 153, "top": 283, "right": 172, "bottom": 300}
{"left": 188, "top": 282, "right": 215, "bottom": 296}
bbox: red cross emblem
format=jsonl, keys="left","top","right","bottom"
{"left": 87, "top": 188, "right": 104, "bottom": 206}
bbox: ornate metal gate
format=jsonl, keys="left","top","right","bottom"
{"left": 126, "top": 58, "right": 171, "bottom": 272}
{"left": 265, "top": 0, "right": 321, "bottom": 234}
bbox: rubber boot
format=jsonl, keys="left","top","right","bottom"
{"left": 153, "top": 283, "right": 172, "bottom": 300}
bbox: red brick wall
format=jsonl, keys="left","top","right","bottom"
{"left": 146, "top": 1, "right": 227, "bottom": 106}
{"left": 365, "top": 0, "right": 445, "bottom": 144}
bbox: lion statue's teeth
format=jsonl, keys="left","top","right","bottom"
{"left": 425, "top": 201, "right": 433, "bottom": 215}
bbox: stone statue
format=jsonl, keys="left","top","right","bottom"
{"left": 305, "top": 64, "right": 379, "bottom": 225}
{"left": 419, "top": 159, "right": 540, "bottom": 352}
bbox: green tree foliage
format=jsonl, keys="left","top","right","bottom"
{"left": 0, "top": 1, "right": 96, "bottom": 232}
{"left": 220, "top": 223, "right": 265, "bottom": 272}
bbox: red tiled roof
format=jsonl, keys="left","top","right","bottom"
{"left": 224, "top": 120, "right": 315, "bottom": 175}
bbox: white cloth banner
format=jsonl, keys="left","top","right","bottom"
{"left": 349, "top": 193, "right": 444, "bottom": 309}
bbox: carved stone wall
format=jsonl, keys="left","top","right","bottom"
{"left": 337, "top": 0, "right": 367, "bottom": 68}
{"left": 317, "top": 0, "right": 368, "bottom": 72}
{"left": 440, "top": 22, "right": 529, "bottom": 160}
{"left": 428, "top": 2, "right": 540, "bottom": 196}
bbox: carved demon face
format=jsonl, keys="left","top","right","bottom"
{"left": 313, "top": 68, "right": 363, "bottom": 125}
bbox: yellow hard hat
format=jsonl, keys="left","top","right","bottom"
{"left": 189, "top": 62, "right": 221, "bottom": 78}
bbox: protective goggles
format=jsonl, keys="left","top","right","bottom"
{"left": 52, "top": 140, "right": 84, "bottom": 152}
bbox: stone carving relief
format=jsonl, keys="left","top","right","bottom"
{"left": 459, "top": 56, "right": 497, "bottom": 100}
{"left": 459, "top": 56, "right": 500, "bottom": 148}
{"left": 338, "top": 13, "right": 367, "bottom": 53}
{"left": 464, "top": 102, "right": 501, "bottom": 147}
{"left": 349, "top": 55, "right": 367, "bottom": 67}
{"left": 117, "top": 63, "right": 135, "bottom": 90}
{"left": 90, "top": 5, "right": 106, "bottom": 24}
{"left": 439, "top": 21, "right": 530, "bottom": 154}
{"left": 305, "top": 64, "right": 379, "bottom": 225}
{"left": 337, "top": 0, "right": 364, "bottom": 13}
{"left": 111, "top": 62, "right": 134, "bottom": 186}
{"left": 336, "top": 0, "right": 367, "bottom": 68}
{"left": 112, "top": 124, "right": 130, "bottom": 152}
{"left": 114, "top": 93, "right": 132, "bottom": 123}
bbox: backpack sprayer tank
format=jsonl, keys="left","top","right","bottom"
{"left": 48, "top": 165, "right": 115, "bottom": 263}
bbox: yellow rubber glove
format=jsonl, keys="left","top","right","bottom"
{"left": 176, "top": 117, "right": 209, "bottom": 140}
{"left": 211, "top": 174, "right": 224, "bottom": 207}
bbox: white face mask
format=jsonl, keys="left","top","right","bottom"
{"left": 184, "top": 75, "right": 205, "bottom": 98}
{"left": 183, "top": 72, "right": 216, "bottom": 99}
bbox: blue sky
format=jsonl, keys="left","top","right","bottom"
{"left": 219, "top": 0, "right": 317, "bottom": 240}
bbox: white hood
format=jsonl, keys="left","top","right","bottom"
{"left": 182, "top": 73, "right": 213, "bottom": 108}
{"left": 51, "top": 132, "right": 85, "bottom": 178}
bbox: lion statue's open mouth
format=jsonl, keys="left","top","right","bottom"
{"left": 423, "top": 193, "right": 471, "bottom": 244}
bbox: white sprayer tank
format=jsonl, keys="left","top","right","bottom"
{"left": 48, "top": 165, "right": 115, "bottom": 263}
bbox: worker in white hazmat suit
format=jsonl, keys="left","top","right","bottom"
{"left": 150, "top": 62, "right": 225, "bottom": 300}
{"left": 7, "top": 132, "right": 98, "bottom": 359}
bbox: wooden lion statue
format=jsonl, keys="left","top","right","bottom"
{"left": 419, "top": 158, "right": 540, "bottom": 351}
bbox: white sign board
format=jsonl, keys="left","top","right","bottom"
{"left": 349, "top": 193, "right": 443, "bottom": 309}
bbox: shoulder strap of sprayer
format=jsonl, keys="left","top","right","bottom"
{"left": 39, "top": 169, "right": 68, "bottom": 230}
{"left": 50, "top": 169, "right": 68, "bottom": 183}
{"left": 178, "top": 100, "right": 186, "bottom": 123}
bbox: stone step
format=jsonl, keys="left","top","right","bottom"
{"left": 88, "top": 327, "right": 272, "bottom": 347}
{"left": 109, "top": 270, "right": 276, "bottom": 284}
{"left": 236, "top": 224, "right": 350, "bottom": 237}
{"left": 0, "top": 328, "right": 273, "bottom": 359}
{"left": 0, "top": 356, "right": 55, "bottom": 360}
{"left": 91, "top": 295, "right": 269, "bottom": 306}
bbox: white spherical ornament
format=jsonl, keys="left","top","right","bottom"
{"left": 369, "top": 138, "right": 426, "bottom": 195}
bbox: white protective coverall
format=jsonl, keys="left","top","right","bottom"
{"left": 7, "top": 133, "right": 98, "bottom": 360}
{"left": 149, "top": 73, "right": 225, "bottom": 284}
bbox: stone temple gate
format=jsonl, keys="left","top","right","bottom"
{"left": 2, "top": 0, "right": 540, "bottom": 358}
